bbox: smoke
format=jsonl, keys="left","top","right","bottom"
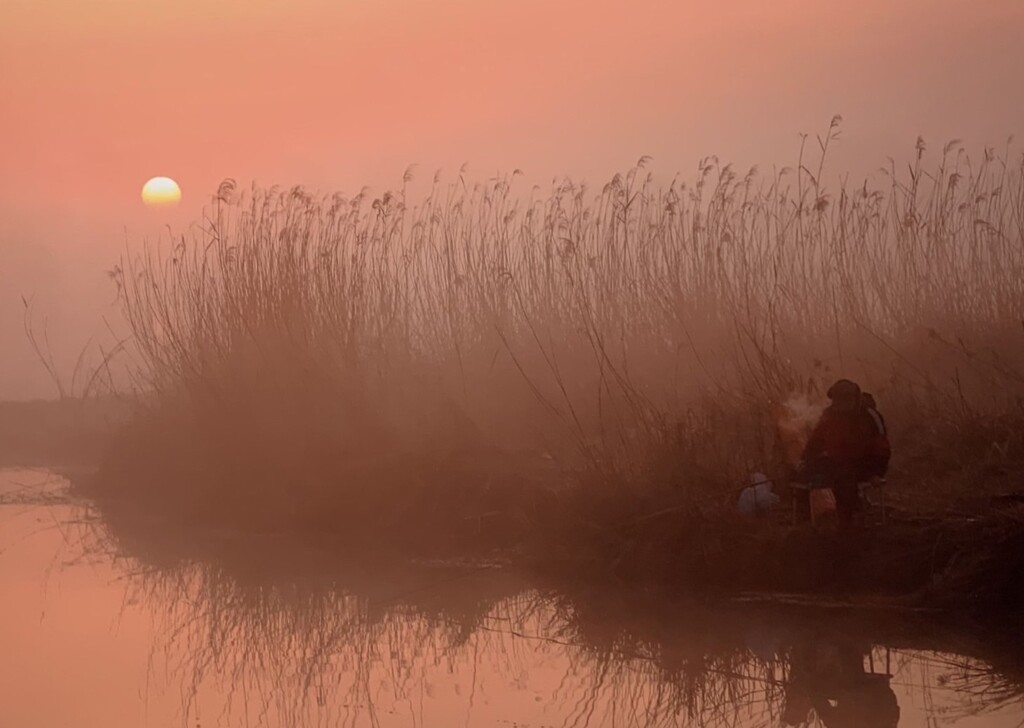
{"left": 774, "top": 393, "right": 825, "bottom": 465}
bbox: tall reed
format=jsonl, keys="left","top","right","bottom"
{"left": 105, "top": 123, "right": 1024, "bottom": 534}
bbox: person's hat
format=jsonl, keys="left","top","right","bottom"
{"left": 827, "top": 378, "right": 861, "bottom": 400}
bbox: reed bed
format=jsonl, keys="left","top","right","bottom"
{"left": 98, "top": 124, "right": 1024, "bottom": 559}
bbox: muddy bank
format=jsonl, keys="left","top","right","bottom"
{"left": 71, "top": 478, "right": 1024, "bottom": 665}
{"left": 76, "top": 463, "right": 1024, "bottom": 618}
{"left": 554, "top": 508, "right": 1024, "bottom": 613}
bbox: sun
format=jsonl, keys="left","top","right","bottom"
{"left": 141, "top": 176, "right": 182, "bottom": 207}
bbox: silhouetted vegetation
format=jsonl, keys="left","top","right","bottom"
{"left": 86, "top": 124, "right": 1024, "bottom": 603}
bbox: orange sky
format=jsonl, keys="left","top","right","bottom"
{"left": 2, "top": 0, "right": 1023, "bottom": 398}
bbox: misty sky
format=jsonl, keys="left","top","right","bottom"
{"left": 2, "top": 0, "right": 1022, "bottom": 399}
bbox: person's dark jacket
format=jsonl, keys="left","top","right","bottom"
{"left": 802, "top": 405, "right": 881, "bottom": 481}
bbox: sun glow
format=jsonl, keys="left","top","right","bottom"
{"left": 141, "top": 177, "right": 182, "bottom": 207}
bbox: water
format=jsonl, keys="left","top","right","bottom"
{"left": 2, "top": 468, "right": 1022, "bottom": 728}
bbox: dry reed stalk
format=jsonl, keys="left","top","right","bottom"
{"left": 103, "top": 126, "right": 1024, "bottom": 538}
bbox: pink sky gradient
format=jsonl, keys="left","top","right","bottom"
{"left": 2, "top": 0, "right": 1023, "bottom": 398}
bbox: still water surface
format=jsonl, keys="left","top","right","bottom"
{"left": 1, "top": 468, "right": 1021, "bottom": 728}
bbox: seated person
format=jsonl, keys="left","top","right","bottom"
{"left": 798, "top": 379, "right": 880, "bottom": 527}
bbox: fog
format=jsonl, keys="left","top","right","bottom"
{"left": 3, "top": 7, "right": 1024, "bottom": 728}
{"left": 2, "top": 0, "right": 1023, "bottom": 399}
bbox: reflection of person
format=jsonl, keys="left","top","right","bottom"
{"left": 782, "top": 638, "right": 900, "bottom": 728}
{"left": 799, "top": 380, "right": 880, "bottom": 528}
{"left": 782, "top": 642, "right": 817, "bottom": 726}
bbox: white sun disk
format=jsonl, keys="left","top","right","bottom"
{"left": 142, "top": 176, "right": 182, "bottom": 207}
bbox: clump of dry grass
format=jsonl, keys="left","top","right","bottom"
{"left": 96, "top": 122, "right": 1024, "bottom": 558}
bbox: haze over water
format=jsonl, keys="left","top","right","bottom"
{"left": 2, "top": 0, "right": 1023, "bottom": 398}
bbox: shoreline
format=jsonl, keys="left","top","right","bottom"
{"left": 70, "top": 466, "right": 1024, "bottom": 617}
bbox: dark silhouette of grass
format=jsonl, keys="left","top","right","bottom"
{"left": 85, "top": 124, "right": 1024, "bottom": 605}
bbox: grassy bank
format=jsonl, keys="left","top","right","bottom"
{"left": 89, "top": 126, "right": 1024, "bottom": 604}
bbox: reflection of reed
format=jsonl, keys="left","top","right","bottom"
{"left": 902, "top": 650, "right": 1024, "bottom": 725}
{"left": 129, "top": 564, "right": 788, "bottom": 728}
{"left": 537, "top": 594, "right": 784, "bottom": 728}
{"left": 121, "top": 559, "right": 514, "bottom": 727}
{"left": 74, "top": 506, "right": 1024, "bottom": 728}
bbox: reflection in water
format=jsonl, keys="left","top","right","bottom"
{"left": 783, "top": 640, "right": 898, "bottom": 728}
{"left": 2, "top": 468, "right": 1024, "bottom": 727}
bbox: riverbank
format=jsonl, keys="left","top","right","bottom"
{"left": 65, "top": 467, "right": 1024, "bottom": 649}
{"left": 550, "top": 505, "right": 1024, "bottom": 612}
{"left": 76, "top": 460, "right": 1024, "bottom": 616}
